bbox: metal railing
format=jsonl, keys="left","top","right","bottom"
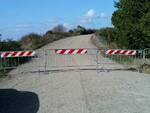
{"left": 97, "top": 49, "right": 144, "bottom": 70}
{"left": 45, "top": 48, "right": 98, "bottom": 70}
{"left": 0, "top": 48, "right": 150, "bottom": 74}
{"left": 143, "top": 48, "right": 150, "bottom": 65}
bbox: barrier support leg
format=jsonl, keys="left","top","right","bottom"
{"left": 44, "top": 50, "right": 47, "bottom": 72}
{"left": 96, "top": 50, "right": 99, "bottom": 73}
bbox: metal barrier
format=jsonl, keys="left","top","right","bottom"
{"left": 143, "top": 48, "right": 150, "bottom": 65}
{"left": 45, "top": 48, "right": 98, "bottom": 70}
{"left": 0, "top": 50, "right": 42, "bottom": 73}
{"left": 97, "top": 49, "right": 143, "bottom": 70}
{"left": 0, "top": 48, "right": 149, "bottom": 74}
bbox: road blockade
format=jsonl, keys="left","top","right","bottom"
{"left": 1, "top": 51, "right": 36, "bottom": 58}
{"left": 0, "top": 48, "right": 149, "bottom": 73}
{"left": 55, "top": 49, "right": 88, "bottom": 55}
{"left": 105, "top": 49, "right": 137, "bottom": 56}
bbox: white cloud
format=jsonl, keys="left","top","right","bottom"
{"left": 86, "top": 9, "right": 96, "bottom": 17}
{"left": 80, "top": 9, "right": 96, "bottom": 24}
{"left": 79, "top": 9, "right": 109, "bottom": 26}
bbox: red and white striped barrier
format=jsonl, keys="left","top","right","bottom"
{"left": 1, "top": 51, "right": 36, "bottom": 58}
{"left": 55, "top": 49, "right": 88, "bottom": 55}
{"left": 105, "top": 50, "right": 137, "bottom": 56}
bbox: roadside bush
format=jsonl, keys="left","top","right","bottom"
{"left": 112, "top": 0, "right": 150, "bottom": 49}
{"left": 72, "top": 25, "right": 96, "bottom": 35}
{"left": 0, "top": 39, "right": 22, "bottom": 51}
{"left": 96, "top": 27, "right": 115, "bottom": 42}
{"left": 95, "top": 27, "right": 118, "bottom": 48}
{"left": 20, "top": 33, "right": 43, "bottom": 50}
{"left": 43, "top": 31, "right": 76, "bottom": 44}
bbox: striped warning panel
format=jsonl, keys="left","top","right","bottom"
{"left": 105, "top": 50, "right": 137, "bottom": 56}
{"left": 55, "top": 49, "right": 88, "bottom": 55}
{"left": 1, "top": 51, "right": 36, "bottom": 58}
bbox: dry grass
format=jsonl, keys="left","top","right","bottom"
{"left": 139, "top": 64, "right": 150, "bottom": 74}
{"left": 91, "top": 35, "right": 150, "bottom": 74}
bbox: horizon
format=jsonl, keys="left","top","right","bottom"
{"left": 0, "top": 0, "right": 116, "bottom": 40}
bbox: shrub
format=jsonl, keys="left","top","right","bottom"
{"left": 20, "top": 33, "right": 43, "bottom": 50}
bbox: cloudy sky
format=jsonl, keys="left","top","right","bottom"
{"left": 0, "top": 0, "right": 116, "bottom": 40}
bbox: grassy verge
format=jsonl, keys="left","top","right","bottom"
{"left": 91, "top": 35, "right": 150, "bottom": 74}
{"left": 138, "top": 64, "right": 150, "bottom": 74}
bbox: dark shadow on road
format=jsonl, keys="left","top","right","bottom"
{"left": 0, "top": 89, "right": 39, "bottom": 113}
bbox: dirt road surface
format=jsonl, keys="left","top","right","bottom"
{"left": 0, "top": 35, "right": 150, "bottom": 113}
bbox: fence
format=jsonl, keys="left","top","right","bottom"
{"left": 45, "top": 48, "right": 98, "bottom": 70}
{"left": 0, "top": 51, "right": 37, "bottom": 74}
{"left": 0, "top": 49, "right": 98, "bottom": 74}
{"left": 0, "top": 48, "right": 150, "bottom": 74}
{"left": 143, "top": 48, "right": 150, "bottom": 65}
{"left": 97, "top": 49, "right": 144, "bottom": 70}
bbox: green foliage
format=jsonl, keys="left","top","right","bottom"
{"left": 96, "top": 27, "right": 115, "bottom": 42}
{"left": 71, "top": 25, "right": 96, "bottom": 35}
{"left": 95, "top": 27, "right": 119, "bottom": 48}
{"left": 0, "top": 24, "right": 96, "bottom": 52}
{"left": 0, "top": 38, "right": 22, "bottom": 76}
{"left": 43, "top": 31, "right": 75, "bottom": 44}
{"left": 112, "top": 0, "right": 150, "bottom": 49}
{"left": 20, "top": 33, "right": 43, "bottom": 50}
{"left": 0, "top": 39, "right": 22, "bottom": 51}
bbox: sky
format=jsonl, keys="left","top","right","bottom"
{"left": 0, "top": 0, "right": 116, "bottom": 40}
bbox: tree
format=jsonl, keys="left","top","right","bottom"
{"left": 76, "top": 25, "right": 86, "bottom": 34}
{"left": 52, "top": 24, "right": 67, "bottom": 33}
{"left": 0, "top": 39, "right": 21, "bottom": 51}
{"left": 20, "top": 33, "right": 42, "bottom": 49}
{"left": 96, "top": 27, "right": 115, "bottom": 42}
{"left": 72, "top": 25, "right": 96, "bottom": 34}
{"left": 112, "top": 0, "right": 150, "bottom": 49}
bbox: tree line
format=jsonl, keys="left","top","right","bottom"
{"left": 96, "top": 0, "right": 150, "bottom": 49}
{"left": 0, "top": 25, "right": 96, "bottom": 51}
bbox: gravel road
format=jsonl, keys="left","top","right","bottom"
{"left": 0, "top": 35, "right": 150, "bottom": 113}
